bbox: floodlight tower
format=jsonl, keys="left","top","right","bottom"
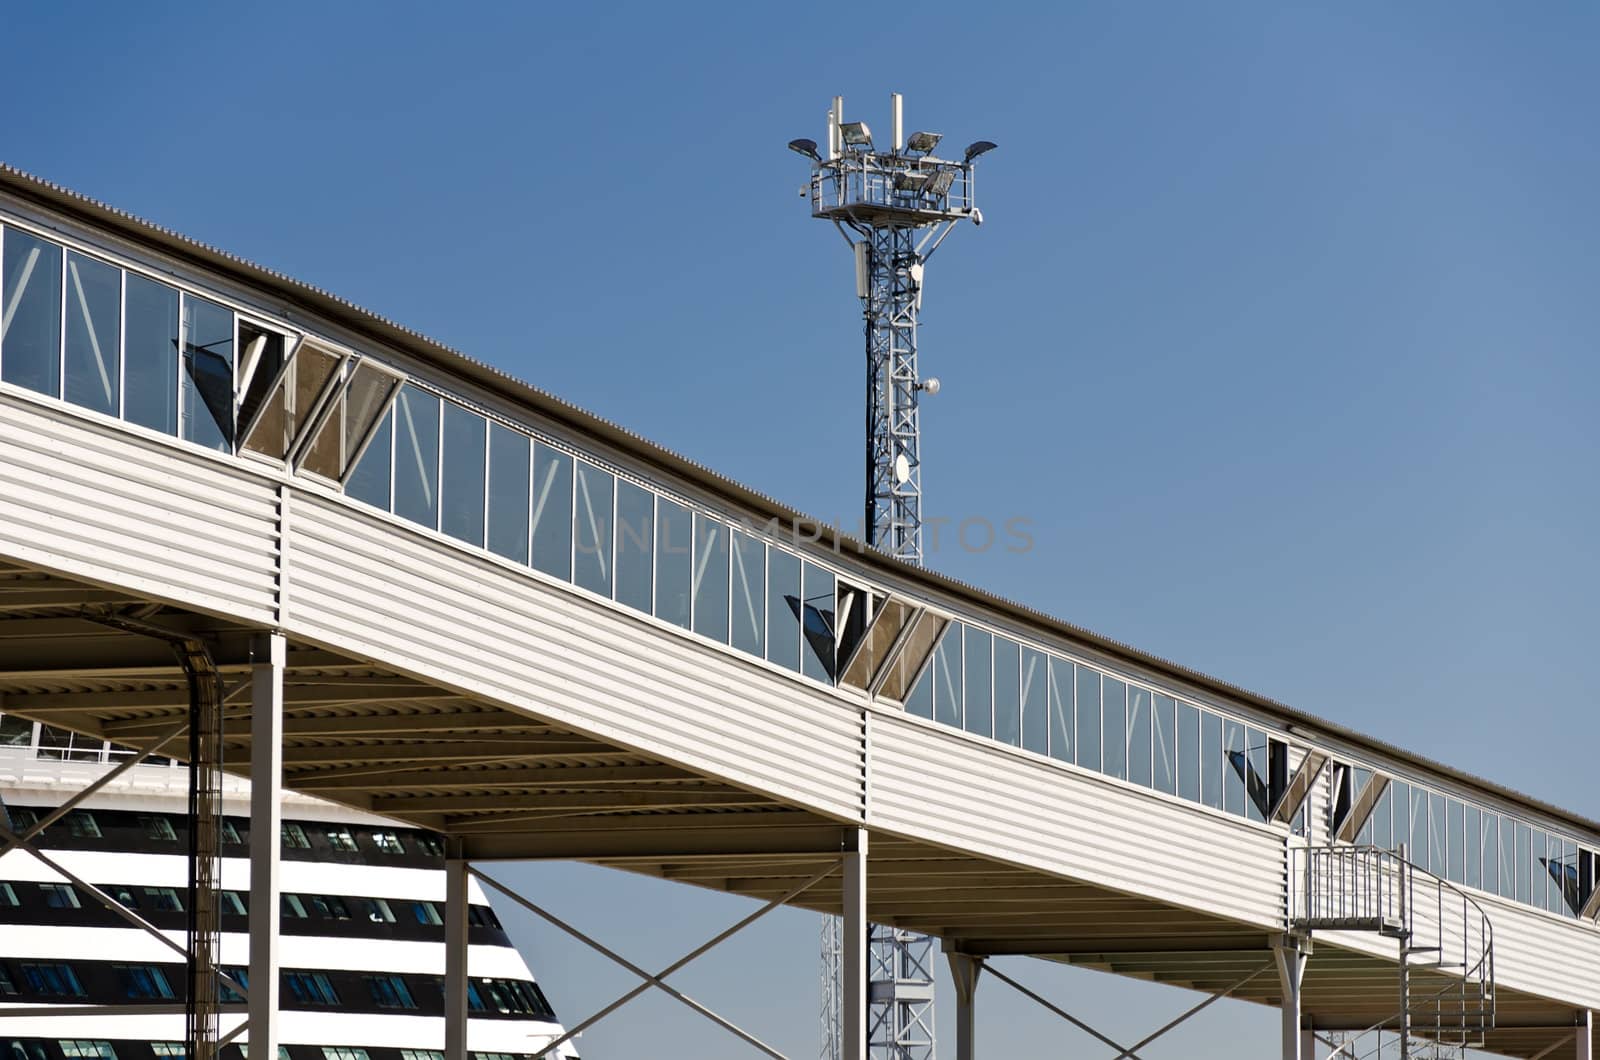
{"left": 790, "top": 93, "right": 994, "bottom": 565}
{"left": 791, "top": 93, "right": 995, "bottom": 1060}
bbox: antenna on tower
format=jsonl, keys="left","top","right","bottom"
{"left": 790, "top": 92, "right": 996, "bottom": 1060}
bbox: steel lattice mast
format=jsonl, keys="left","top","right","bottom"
{"left": 792, "top": 93, "right": 994, "bottom": 1060}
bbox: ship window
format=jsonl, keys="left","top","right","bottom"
{"left": 63, "top": 251, "right": 121, "bottom": 416}
{"left": 111, "top": 886, "right": 139, "bottom": 909}
{"left": 56, "top": 1044, "right": 114, "bottom": 1060}
{"left": 22, "top": 961, "right": 86, "bottom": 996}
{"left": 467, "top": 904, "right": 503, "bottom": 929}
{"left": 0, "top": 962, "right": 14, "bottom": 994}
{"left": 365, "top": 973, "right": 417, "bottom": 1009}
{"left": 326, "top": 828, "right": 359, "bottom": 852}
{"left": 415, "top": 834, "right": 445, "bottom": 857}
{"left": 145, "top": 887, "right": 184, "bottom": 912}
{"left": 311, "top": 894, "right": 351, "bottom": 920}
{"left": 151, "top": 1046, "right": 186, "bottom": 1058}
{"left": 531, "top": 443, "right": 574, "bottom": 581}
{"left": 0, "top": 713, "right": 32, "bottom": 746}
{"left": 40, "top": 883, "right": 81, "bottom": 909}
{"left": 281, "top": 823, "right": 311, "bottom": 849}
{"left": 372, "top": 831, "right": 406, "bottom": 855}
{"left": 65, "top": 811, "right": 102, "bottom": 838}
{"left": 180, "top": 294, "right": 234, "bottom": 452}
{"left": 219, "top": 966, "right": 248, "bottom": 1003}
{"left": 1, "top": 228, "right": 64, "bottom": 398}
{"left": 401, "top": 1052, "right": 446, "bottom": 1060}
{"left": 412, "top": 900, "right": 444, "bottom": 925}
{"left": 116, "top": 963, "right": 176, "bottom": 999}
{"left": 285, "top": 971, "right": 341, "bottom": 1006}
{"left": 10, "top": 1046, "right": 47, "bottom": 1060}
{"left": 220, "top": 820, "right": 243, "bottom": 845}
{"left": 282, "top": 894, "right": 308, "bottom": 919}
{"left": 220, "top": 891, "right": 247, "bottom": 916}
{"left": 142, "top": 815, "right": 178, "bottom": 841}
{"left": 323, "top": 1050, "right": 371, "bottom": 1060}
{"left": 359, "top": 897, "right": 396, "bottom": 923}
{"left": 0, "top": 883, "right": 17, "bottom": 906}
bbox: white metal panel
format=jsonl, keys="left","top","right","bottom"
{"left": 1476, "top": 894, "right": 1600, "bottom": 1010}
{"left": 284, "top": 496, "right": 866, "bottom": 821}
{"left": 869, "top": 710, "right": 1287, "bottom": 929}
{"left": 0, "top": 396, "right": 280, "bottom": 623}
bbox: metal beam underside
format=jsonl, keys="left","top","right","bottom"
{"left": 0, "top": 562, "right": 1585, "bottom": 1060}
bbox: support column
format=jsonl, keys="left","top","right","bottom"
{"left": 445, "top": 846, "right": 470, "bottom": 1060}
{"left": 1274, "top": 934, "right": 1311, "bottom": 1060}
{"left": 842, "top": 828, "right": 868, "bottom": 1060}
{"left": 1578, "top": 1010, "right": 1594, "bottom": 1060}
{"left": 247, "top": 632, "right": 285, "bottom": 1058}
{"left": 947, "top": 951, "right": 984, "bottom": 1060}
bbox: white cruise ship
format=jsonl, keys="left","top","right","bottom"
{"left": 0, "top": 713, "right": 580, "bottom": 1060}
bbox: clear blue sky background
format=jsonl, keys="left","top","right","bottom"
{"left": 9, "top": 3, "right": 1598, "bottom": 1055}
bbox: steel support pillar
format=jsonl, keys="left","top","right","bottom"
{"left": 445, "top": 849, "right": 470, "bottom": 1060}
{"left": 842, "top": 829, "right": 867, "bottom": 1060}
{"left": 947, "top": 951, "right": 984, "bottom": 1060}
{"left": 1275, "top": 935, "right": 1311, "bottom": 1060}
{"left": 1578, "top": 1011, "right": 1594, "bottom": 1060}
{"left": 247, "top": 632, "right": 284, "bottom": 1057}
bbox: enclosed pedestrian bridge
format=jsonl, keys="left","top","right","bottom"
{"left": 0, "top": 164, "right": 1594, "bottom": 1059}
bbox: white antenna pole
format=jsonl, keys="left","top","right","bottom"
{"left": 830, "top": 96, "right": 844, "bottom": 160}
{"left": 891, "top": 93, "right": 903, "bottom": 153}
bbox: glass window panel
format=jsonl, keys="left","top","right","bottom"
{"left": 1410, "top": 788, "right": 1430, "bottom": 872}
{"left": 1372, "top": 783, "right": 1393, "bottom": 849}
{"left": 237, "top": 323, "right": 289, "bottom": 457}
{"left": 346, "top": 407, "right": 393, "bottom": 510}
{"left": 962, "top": 627, "right": 993, "bottom": 738}
{"left": 1075, "top": 665, "right": 1101, "bottom": 773}
{"left": 393, "top": 385, "right": 440, "bottom": 528}
{"left": 1540, "top": 833, "right": 1557, "bottom": 913}
{"left": 1497, "top": 816, "right": 1514, "bottom": 899}
{"left": 1152, "top": 695, "right": 1177, "bottom": 796}
{"left": 63, "top": 252, "right": 119, "bottom": 415}
{"left": 1528, "top": 828, "right": 1546, "bottom": 910}
{"left": 932, "top": 624, "right": 962, "bottom": 728}
{"left": 878, "top": 613, "right": 943, "bottom": 703}
{"left": 1478, "top": 813, "right": 1491, "bottom": 896}
{"left": 295, "top": 347, "right": 346, "bottom": 478}
{"left": 1046, "top": 656, "right": 1072, "bottom": 763}
{"left": 1446, "top": 799, "right": 1465, "bottom": 884}
{"left": 531, "top": 443, "right": 573, "bottom": 580}
{"left": 1200, "top": 712, "right": 1223, "bottom": 809}
{"left": 123, "top": 273, "right": 179, "bottom": 434}
{"left": 573, "top": 462, "right": 614, "bottom": 596}
{"left": 486, "top": 423, "right": 531, "bottom": 563}
{"left": 730, "top": 531, "right": 765, "bottom": 658}
{"left": 1390, "top": 782, "right": 1411, "bottom": 857}
{"left": 1101, "top": 677, "right": 1127, "bottom": 780}
{"left": 765, "top": 548, "right": 801, "bottom": 671}
{"left": 1463, "top": 805, "right": 1481, "bottom": 891}
{"left": 613, "top": 480, "right": 654, "bottom": 612}
{"left": 1, "top": 229, "right": 63, "bottom": 397}
{"left": 993, "top": 638, "right": 1021, "bottom": 747}
{"left": 1176, "top": 701, "right": 1200, "bottom": 802}
{"left": 1221, "top": 720, "right": 1245, "bottom": 815}
{"left": 1126, "top": 687, "right": 1151, "bottom": 788}
{"left": 440, "top": 404, "right": 487, "bottom": 546}
{"left": 341, "top": 362, "right": 398, "bottom": 475}
{"left": 840, "top": 597, "right": 912, "bottom": 691}
{"left": 904, "top": 662, "right": 933, "bottom": 719}
{"left": 800, "top": 562, "right": 835, "bottom": 682}
{"left": 693, "top": 515, "right": 730, "bottom": 643}
{"left": 1020, "top": 648, "right": 1047, "bottom": 755}
{"left": 1429, "top": 792, "right": 1447, "bottom": 877}
{"left": 656, "top": 498, "right": 693, "bottom": 629}
{"left": 1560, "top": 840, "right": 1580, "bottom": 915}
{"left": 1246, "top": 728, "right": 1269, "bottom": 822}
{"left": 181, "top": 295, "right": 233, "bottom": 451}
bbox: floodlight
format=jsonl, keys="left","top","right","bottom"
{"left": 963, "top": 140, "right": 998, "bottom": 163}
{"left": 840, "top": 121, "right": 873, "bottom": 147}
{"left": 894, "top": 170, "right": 933, "bottom": 193}
{"left": 919, "top": 377, "right": 941, "bottom": 396}
{"left": 926, "top": 170, "right": 956, "bottom": 197}
{"left": 788, "top": 138, "right": 821, "bottom": 161}
{"left": 906, "top": 131, "right": 942, "bottom": 154}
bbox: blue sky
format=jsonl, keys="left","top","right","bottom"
{"left": 9, "top": 3, "right": 1598, "bottom": 1055}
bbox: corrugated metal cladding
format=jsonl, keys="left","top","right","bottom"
{"left": 868, "top": 711, "right": 1287, "bottom": 930}
{"left": 0, "top": 396, "right": 280, "bottom": 624}
{"left": 1481, "top": 897, "right": 1600, "bottom": 1010}
{"left": 284, "top": 496, "right": 867, "bottom": 822}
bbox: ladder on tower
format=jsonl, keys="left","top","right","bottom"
{"left": 1289, "top": 845, "right": 1496, "bottom": 1059}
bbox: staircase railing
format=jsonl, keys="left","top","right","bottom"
{"left": 1289, "top": 844, "right": 1495, "bottom": 1058}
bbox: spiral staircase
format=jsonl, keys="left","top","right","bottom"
{"left": 1289, "top": 844, "right": 1496, "bottom": 1059}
